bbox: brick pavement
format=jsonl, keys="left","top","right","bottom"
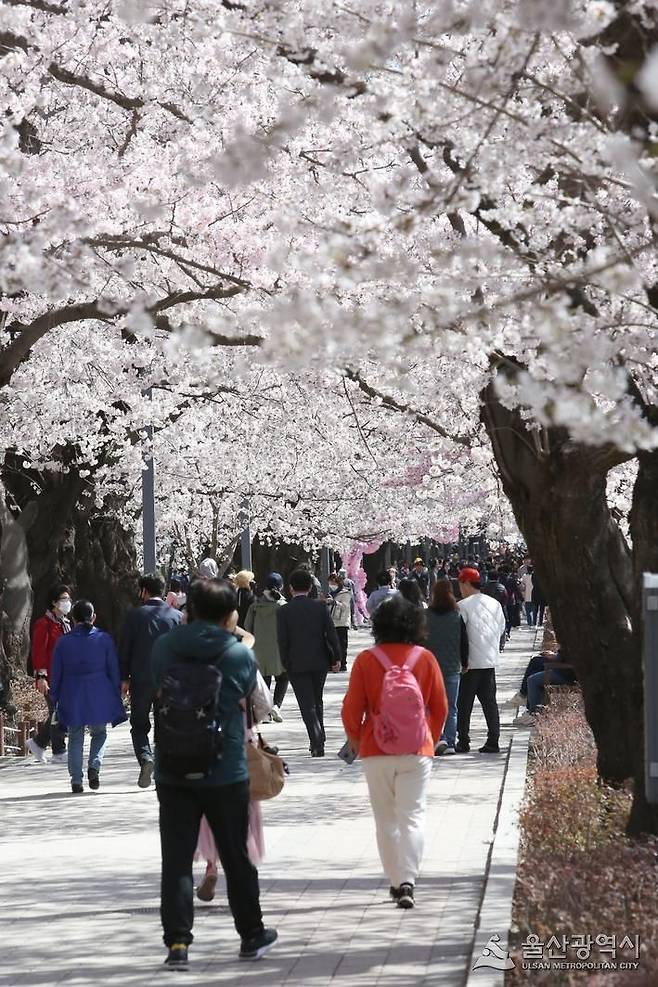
{"left": 0, "top": 625, "right": 535, "bottom": 986}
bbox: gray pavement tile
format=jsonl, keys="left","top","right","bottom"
{"left": 0, "top": 628, "right": 534, "bottom": 986}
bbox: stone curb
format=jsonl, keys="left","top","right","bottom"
{"left": 465, "top": 729, "right": 531, "bottom": 987}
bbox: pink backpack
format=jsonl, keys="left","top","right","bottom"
{"left": 371, "top": 646, "right": 428, "bottom": 755}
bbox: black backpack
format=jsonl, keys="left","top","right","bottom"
{"left": 155, "top": 651, "right": 228, "bottom": 780}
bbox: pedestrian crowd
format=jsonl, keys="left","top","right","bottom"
{"left": 23, "top": 548, "right": 549, "bottom": 971}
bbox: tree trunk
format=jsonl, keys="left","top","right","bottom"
{"left": 2, "top": 454, "right": 139, "bottom": 643}
{"left": 480, "top": 365, "right": 638, "bottom": 788}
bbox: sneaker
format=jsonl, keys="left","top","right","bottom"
{"left": 270, "top": 706, "right": 283, "bottom": 723}
{"left": 479, "top": 743, "right": 501, "bottom": 754}
{"left": 138, "top": 760, "right": 154, "bottom": 788}
{"left": 455, "top": 742, "right": 470, "bottom": 754}
{"left": 164, "top": 944, "right": 189, "bottom": 970}
{"left": 513, "top": 711, "right": 535, "bottom": 727}
{"left": 397, "top": 883, "right": 414, "bottom": 909}
{"left": 503, "top": 691, "right": 525, "bottom": 708}
{"left": 26, "top": 738, "right": 46, "bottom": 762}
{"left": 434, "top": 740, "right": 448, "bottom": 756}
{"left": 389, "top": 886, "right": 401, "bottom": 901}
{"left": 196, "top": 872, "right": 218, "bottom": 902}
{"left": 88, "top": 768, "right": 100, "bottom": 790}
{"left": 50, "top": 752, "right": 67, "bottom": 764}
{"left": 71, "top": 783, "right": 84, "bottom": 794}
{"left": 239, "top": 927, "right": 278, "bottom": 960}
{"left": 443, "top": 746, "right": 456, "bottom": 755}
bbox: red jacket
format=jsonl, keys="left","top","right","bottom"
{"left": 342, "top": 643, "right": 448, "bottom": 758}
{"left": 31, "top": 613, "right": 69, "bottom": 678}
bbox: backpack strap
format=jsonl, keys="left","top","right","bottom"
{"left": 371, "top": 645, "right": 423, "bottom": 671}
{"left": 370, "top": 646, "right": 393, "bottom": 671}
{"left": 403, "top": 646, "right": 424, "bottom": 672}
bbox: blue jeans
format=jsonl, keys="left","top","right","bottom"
{"left": 524, "top": 602, "right": 537, "bottom": 626}
{"left": 440, "top": 674, "right": 460, "bottom": 748}
{"left": 526, "top": 669, "right": 572, "bottom": 712}
{"left": 67, "top": 724, "right": 108, "bottom": 785}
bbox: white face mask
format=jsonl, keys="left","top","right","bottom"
{"left": 56, "top": 599, "right": 72, "bottom": 615}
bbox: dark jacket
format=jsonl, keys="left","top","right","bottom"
{"left": 276, "top": 595, "right": 340, "bottom": 674}
{"left": 482, "top": 580, "right": 509, "bottom": 609}
{"left": 119, "top": 599, "right": 182, "bottom": 685}
{"left": 151, "top": 622, "right": 256, "bottom": 787}
{"left": 425, "top": 610, "right": 469, "bottom": 677}
{"left": 50, "top": 626, "right": 127, "bottom": 730}
{"left": 236, "top": 587, "right": 255, "bottom": 628}
{"left": 410, "top": 569, "right": 430, "bottom": 599}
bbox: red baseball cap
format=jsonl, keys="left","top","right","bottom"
{"left": 458, "top": 567, "right": 481, "bottom": 584}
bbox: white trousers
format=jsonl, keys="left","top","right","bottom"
{"left": 362, "top": 755, "right": 433, "bottom": 888}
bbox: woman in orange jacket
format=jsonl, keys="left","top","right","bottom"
{"left": 342, "top": 595, "right": 447, "bottom": 909}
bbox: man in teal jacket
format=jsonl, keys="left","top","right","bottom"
{"left": 152, "top": 578, "right": 277, "bottom": 970}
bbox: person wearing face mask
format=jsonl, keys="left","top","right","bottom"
{"left": 119, "top": 573, "right": 182, "bottom": 788}
{"left": 26, "top": 584, "right": 73, "bottom": 763}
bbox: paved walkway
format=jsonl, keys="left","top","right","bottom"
{"left": 0, "top": 625, "right": 537, "bottom": 986}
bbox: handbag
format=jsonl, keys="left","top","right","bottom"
{"left": 247, "top": 732, "right": 286, "bottom": 801}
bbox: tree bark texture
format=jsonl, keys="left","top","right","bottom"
{"left": 481, "top": 364, "right": 639, "bottom": 789}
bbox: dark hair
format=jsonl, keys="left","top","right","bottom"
{"left": 289, "top": 568, "right": 313, "bottom": 593}
{"left": 429, "top": 580, "right": 458, "bottom": 614}
{"left": 398, "top": 578, "right": 424, "bottom": 608}
{"left": 372, "top": 595, "right": 426, "bottom": 645}
{"left": 48, "top": 583, "right": 71, "bottom": 609}
{"left": 188, "top": 578, "right": 237, "bottom": 622}
{"left": 140, "top": 573, "right": 165, "bottom": 597}
{"left": 376, "top": 569, "right": 392, "bottom": 588}
{"left": 266, "top": 572, "right": 283, "bottom": 591}
{"left": 72, "top": 599, "right": 95, "bottom": 628}
{"left": 488, "top": 570, "right": 500, "bottom": 582}
{"left": 169, "top": 577, "right": 181, "bottom": 592}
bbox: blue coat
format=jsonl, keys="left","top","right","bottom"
{"left": 50, "top": 626, "right": 128, "bottom": 729}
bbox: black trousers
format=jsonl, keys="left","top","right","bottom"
{"left": 129, "top": 681, "right": 155, "bottom": 765}
{"left": 457, "top": 668, "right": 500, "bottom": 747}
{"left": 35, "top": 693, "right": 66, "bottom": 754}
{"left": 263, "top": 673, "right": 289, "bottom": 709}
{"left": 336, "top": 627, "right": 348, "bottom": 669}
{"left": 157, "top": 781, "right": 263, "bottom": 946}
{"left": 289, "top": 670, "right": 327, "bottom": 752}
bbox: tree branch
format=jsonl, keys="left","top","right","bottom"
{"left": 344, "top": 368, "right": 471, "bottom": 447}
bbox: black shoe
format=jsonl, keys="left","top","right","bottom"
{"left": 71, "top": 783, "right": 84, "bottom": 794}
{"left": 311, "top": 748, "right": 325, "bottom": 758}
{"left": 340, "top": 665, "right": 347, "bottom": 672}
{"left": 455, "top": 742, "right": 470, "bottom": 754}
{"left": 164, "top": 943, "right": 189, "bottom": 970}
{"left": 389, "top": 886, "right": 401, "bottom": 901}
{"left": 138, "top": 760, "right": 154, "bottom": 788}
{"left": 239, "top": 927, "right": 278, "bottom": 960}
{"left": 397, "top": 883, "right": 414, "bottom": 909}
{"left": 479, "top": 743, "right": 501, "bottom": 754}
{"left": 88, "top": 768, "right": 100, "bottom": 790}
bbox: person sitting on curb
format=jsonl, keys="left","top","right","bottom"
{"left": 512, "top": 650, "right": 577, "bottom": 727}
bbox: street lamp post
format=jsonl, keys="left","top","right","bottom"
{"left": 240, "top": 498, "right": 252, "bottom": 572}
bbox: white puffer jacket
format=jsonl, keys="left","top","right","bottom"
{"left": 458, "top": 593, "right": 506, "bottom": 669}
